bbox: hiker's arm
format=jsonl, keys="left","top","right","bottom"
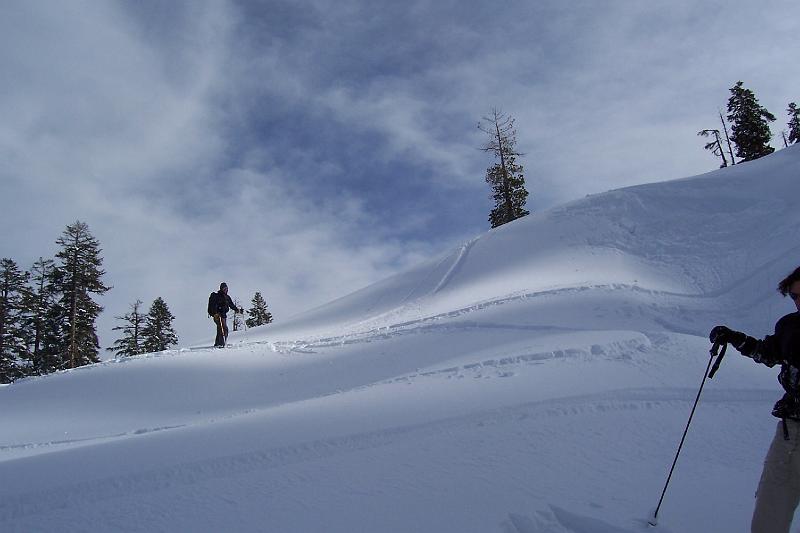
{"left": 752, "top": 317, "right": 800, "bottom": 367}
{"left": 226, "top": 295, "right": 241, "bottom": 314}
{"left": 749, "top": 334, "right": 781, "bottom": 367}
{"left": 710, "top": 325, "right": 770, "bottom": 364}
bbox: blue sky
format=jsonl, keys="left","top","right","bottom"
{"left": 1, "top": 0, "right": 798, "bottom": 347}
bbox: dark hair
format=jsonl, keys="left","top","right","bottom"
{"left": 220, "top": 282, "right": 228, "bottom": 290}
{"left": 778, "top": 266, "right": 800, "bottom": 296}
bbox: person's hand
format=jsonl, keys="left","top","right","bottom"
{"left": 709, "top": 325, "right": 746, "bottom": 347}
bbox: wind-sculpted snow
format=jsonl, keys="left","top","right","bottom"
{"left": 0, "top": 146, "right": 798, "bottom": 532}
{"left": 242, "top": 145, "right": 800, "bottom": 343}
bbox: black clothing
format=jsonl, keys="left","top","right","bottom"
{"left": 710, "top": 325, "right": 749, "bottom": 351}
{"left": 748, "top": 312, "right": 800, "bottom": 420}
{"left": 210, "top": 290, "right": 239, "bottom": 317}
{"left": 214, "top": 314, "right": 229, "bottom": 348}
{"left": 210, "top": 289, "right": 240, "bottom": 348}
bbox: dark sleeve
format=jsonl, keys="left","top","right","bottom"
{"left": 752, "top": 334, "right": 782, "bottom": 367}
{"left": 752, "top": 315, "right": 800, "bottom": 367}
{"left": 226, "top": 294, "right": 238, "bottom": 312}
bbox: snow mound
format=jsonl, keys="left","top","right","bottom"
{"left": 242, "top": 144, "right": 800, "bottom": 342}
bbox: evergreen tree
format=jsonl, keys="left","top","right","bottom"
{"left": 727, "top": 81, "right": 776, "bottom": 162}
{"left": 107, "top": 300, "right": 146, "bottom": 358}
{"left": 0, "top": 259, "right": 30, "bottom": 382}
{"left": 141, "top": 297, "right": 178, "bottom": 352}
{"left": 246, "top": 292, "right": 273, "bottom": 328}
{"left": 788, "top": 102, "right": 800, "bottom": 145}
{"left": 21, "top": 257, "right": 60, "bottom": 375}
{"left": 479, "top": 109, "right": 530, "bottom": 228}
{"left": 36, "top": 266, "right": 70, "bottom": 374}
{"left": 54, "top": 221, "right": 111, "bottom": 368}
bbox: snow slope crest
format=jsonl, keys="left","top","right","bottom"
{"left": 246, "top": 144, "right": 800, "bottom": 342}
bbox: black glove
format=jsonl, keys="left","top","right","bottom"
{"left": 709, "top": 325, "right": 742, "bottom": 346}
{"left": 709, "top": 325, "right": 757, "bottom": 356}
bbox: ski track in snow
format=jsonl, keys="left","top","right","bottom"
{"left": 433, "top": 236, "right": 479, "bottom": 294}
{"left": 251, "top": 280, "right": 768, "bottom": 355}
{"left": 0, "top": 290, "right": 757, "bottom": 456}
{"left": 120, "top": 278, "right": 772, "bottom": 366}
{"left": 0, "top": 332, "right": 654, "bottom": 454}
{"left": 0, "top": 388, "right": 773, "bottom": 525}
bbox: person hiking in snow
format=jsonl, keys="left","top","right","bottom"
{"left": 710, "top": 265, "right": 800, "bottom": 533}
{"left": 209, "top": 282, "right": 242, "bottom": 348}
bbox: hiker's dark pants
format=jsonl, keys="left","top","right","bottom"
{"left": 213, "top": 314, "right": 228, "bottom": 347}
{"left": 752, "top": 419, "right": 800, "bottom": 533}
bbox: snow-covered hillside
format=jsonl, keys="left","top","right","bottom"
{"left": 2, "top": 146, "right": 799, "bottom": 532}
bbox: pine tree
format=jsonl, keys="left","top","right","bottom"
{"left": 141, "top": 297, "right": 178, "bottom": 352}
{"left": 36, "top": 265, "right": 70, "bottom": 374}
{"left": 246, "top": 292, "right": 273, "bottom": 328}
{"left": 54, "top": 221, "right": 111, "bottom": 368}
{"left": 479, "top": 109, "right": 530, "bottom": 228}
{"left": 21, "top": 257, "right": 60, "bottom": 375}
{"left": 788, "top": 102, "right": 800, "bottom": 145}
{"left": 107, "top": 300, "right": 146, "bottom": 358}
{"left": 727, "top": 81, "right": 776, "bottom": 162}
{"left": 0, "top": 259, "right": 30, "bottom": 383}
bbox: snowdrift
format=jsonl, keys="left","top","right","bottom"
{"left": 1, "top": 145, "right": 798, "bottom": 532}
{"left": 247, "top": 143, "right": 800, "bottom": 341}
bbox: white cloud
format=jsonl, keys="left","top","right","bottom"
{"left": 1, "top": 1, "right": 442, "bottom": 347}
{"left": 2, "top": 0, "right": 798, "bottom": 349}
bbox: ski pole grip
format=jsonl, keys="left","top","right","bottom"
{"left": 708, "top": 341, "right": 727, "bottom": 379}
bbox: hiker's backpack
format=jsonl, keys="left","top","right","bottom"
{"left": 207, "top": 292, "right": 219, "bottom": 316}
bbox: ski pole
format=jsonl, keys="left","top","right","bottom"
{"left": 648, "top": 341, "right": 726, "bottom": 527}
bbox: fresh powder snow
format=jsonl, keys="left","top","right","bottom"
{"left": 1, "top": 145, "right": 799, "bottom": 532}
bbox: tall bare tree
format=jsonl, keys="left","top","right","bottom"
{"left": 719, "top": 110, "right": 736, "bottom": 165}
{"left": 698, "top": 129, "right": 729, "bottom": 168}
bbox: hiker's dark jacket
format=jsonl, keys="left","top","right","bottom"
{"left": 749, "top": 312, "right": 800, "bottom": 420}
{"left": 210, "top": 291, "right": 237, "bottom": 317}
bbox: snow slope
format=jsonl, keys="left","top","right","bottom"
{"left": 1, "top": 145, "right": 799, "bottom": 532}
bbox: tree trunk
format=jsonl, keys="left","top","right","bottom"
{"left": 495, "top": 121, "right": 514, "bottom": 224}
{"left": 69, "top": 243, "right": 79, "bottom": 369}
{"left": 0, "top": 286, "right": 7, "bottom": 360}
{"left": 714, "top": 131, "right": 728, "bottom": 167}
{"left": 720, "top": 111, "right": 736, "bottom": 165}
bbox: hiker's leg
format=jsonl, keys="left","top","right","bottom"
{"left": 214, "top": 315, "right": 225, "bottom": 347}
{"left": 752, "top": 421, "right": 800, "bottom": 533}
